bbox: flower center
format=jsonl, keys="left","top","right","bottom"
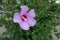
{"left": 21, "top": 15, "right": 27, "bottom": 21}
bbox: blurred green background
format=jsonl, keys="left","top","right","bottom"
{"left": 0, "top": 0, "right": 60, "bottom": 40}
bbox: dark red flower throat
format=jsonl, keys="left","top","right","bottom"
{"left": 21, "top": 15, "right": 27, "bottom": 21}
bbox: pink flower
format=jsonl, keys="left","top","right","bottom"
{"left": 13, "top": 5, "right": 36, "bottom": 30}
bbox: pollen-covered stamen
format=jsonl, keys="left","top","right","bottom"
{"left": 21, "top": 15, "right": 27, "bottom": 21}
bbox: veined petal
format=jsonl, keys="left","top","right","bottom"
{"left": 21, "top": 5, "right": 29, "bottom": 12}
{"left": 28, "top": 9, "right": 36, "bottom": 17}
{"left": 19, "top": 21, "right": 30, "bottom": 30}
{"left": 27, "top": 16, "right": 36, "bottom": 27}
{"left": 13, "top": 13, "right": 20, "bottom": 23}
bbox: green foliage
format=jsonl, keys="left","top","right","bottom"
{"left": 0, "top": 0, "right": 60, "bottom": 40}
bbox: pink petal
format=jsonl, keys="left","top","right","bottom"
{"left": 19, "top": 21, "right": 30, "bottom": 30}
{"left": 20, "top": 5, "right": 29, "bottom": 12}
{"left": 28, "top": 9, "right": 36, "bottom": 17}
{"left": 27, "top": 16, "right": 36, "bottom": 27}
{"left": 13, "top": 13, "right": 20, "bottom": 23}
